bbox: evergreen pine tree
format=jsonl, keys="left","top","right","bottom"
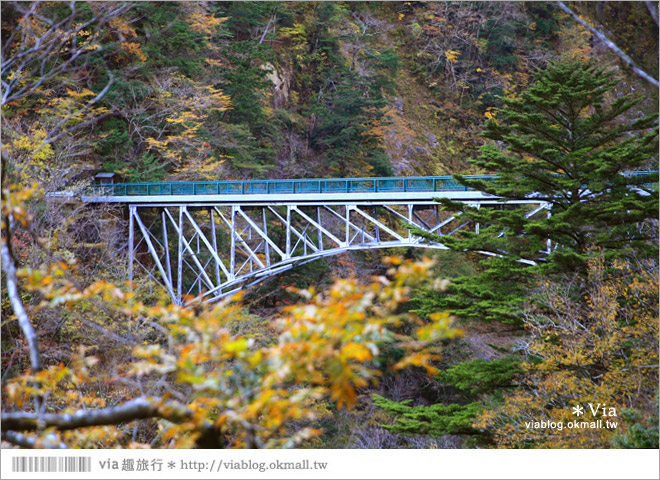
{"left": 444, "top": 58, "right": 658, "bottom": 271}
{"left": 414, "top": 58, "right": 658, "bottom": 324}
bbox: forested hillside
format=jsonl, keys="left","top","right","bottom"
{"left": 1, "top": 1, "right": 658, "bottom": 451}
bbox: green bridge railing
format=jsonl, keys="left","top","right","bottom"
{"left": 83, "top": 172, "right": 658, "bottom": 197}
{"left": 84, "top": 175, "right": 496, "bottom": 197}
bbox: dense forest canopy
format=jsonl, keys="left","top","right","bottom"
{"left": 1, "top": 1, "right": 658, "bottom": 452}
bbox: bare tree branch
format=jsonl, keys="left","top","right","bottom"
{"left": 259, "top": 15, "right": 275, "bottom": 45}
{"left": 1, "top": 397, "right": 193, "bottom": 432}
{"left": 29, "top": 69, "right": 116, "bottom": 159}
{"left": 646, "top": 1, "right": 659, "bottom": 27}
{"left": 557, "top": 2, "right": 659, "bottom": 88}
{"left": 1, "top": 1, "right": 132, "bottom": 106}
{"left": 1, "top": 228, "right": 42, "bottom": 374}
{"left": 1, "top": 396, "right": 227, "bottom": 447}
{"left": 1, "top": 430, "right": 67, "bottom": 449}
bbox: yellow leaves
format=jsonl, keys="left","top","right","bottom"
{"left": 65, "top": 87, "right": 95, "bottom": 99}
{"left": 146, "top": 77, "right": 232, "bottom": 179}
{"left": 223, "top": 338, "right": 250, "bottom": 355}
{"left": 416, "top": 311, "right": 462, "bottom": 342}
{"left": 480, "top": 255, "right": 659, "bottom": 448}
{"left": 83, "top": 42, "right": 101, "bottom": 51}
{"left": 165, "top": 110, "right": 201, "bottom": 126}
{"left": 205, "top": 58, "right": 224, "bottom": 68}
{"left": 484, "top": 106, "right": 497, "bottom": 120}
{"left": 340, "top": 342, "right": 372, "bottom": 362}
{"left": 4, "top": 85, "right": 108, "bottom": 182}
{"left": 393, "top": 352, "right": 440, "bottom": 375}
{"left": 6, "top": 129, "right": 54, "bottom": 163}
{"left": 445, "top": 50, "right": 461, "bottom": 63}
{"left": 145, "top": 137, "right": 168, "bottom": 151}
{"left": 11, "top": 135, "right": 40, "bottom": 152}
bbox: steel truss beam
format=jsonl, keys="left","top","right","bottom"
{"left": 127, "top": 200, "right": 549, "bottom": 305}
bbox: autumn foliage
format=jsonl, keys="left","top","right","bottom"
{"left": 477, "top": 256, "right": 659, "bottom": 448}
{"left": 1, "top": 1, "right": 658, "bottom": 451}
{"left": 2, "top": 231, "right": 460, "bottom": 448}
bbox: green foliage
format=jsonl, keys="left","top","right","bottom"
{"left": 456, "top": 58, "right": 659, "bottom": 271}
{"left": 612, "top": 402, "right": 659, "bottom": 448}
{"left": 308, "top": 72, "right": 393, "bottom": 176}
{"left": 522, "top": 2, "right": 562, "bottom": 47}
{"left": 437, "top": 356, "right": 521, "bottom": 396}
{"left": 478, "top": 10, "right": 523, "bottom": 69}
{"left": 96, "top": 117, "right": 132, "bottom": 159}
{"left": 219, "top": 1, "right": 277, "bottom": 37}
{"left": 372, "top": 394, "right": 483, "bottom": 436}
{"left": 135, "top": 2, "right": 205, "bottom": 77}
{"left": 374, "top": 355, "right": 521, "bottom": 443}
{"left": 416, "top": 58, "right": 658, "bottom": 329}
{"left": 103, "top": 152, "right": 168, "bottom": 183}
{"left": 413, "top": 256, "right": 531, "bottom": 325}
{"left": 398, "top": 59, "right": 658, "bottom": 447}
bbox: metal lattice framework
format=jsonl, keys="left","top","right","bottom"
{"left": 71, "top": 171, "right": 656, "bottom": 305}
{"left": 127, "top": 198, "right": 550, "bottom": 305}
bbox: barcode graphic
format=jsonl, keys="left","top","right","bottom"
{"left": 11, "top": 456, "right": 92, "bottom": 473}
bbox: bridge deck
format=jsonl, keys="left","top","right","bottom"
{"left": 82, "top": 190, "right": 506, "bottom": 204}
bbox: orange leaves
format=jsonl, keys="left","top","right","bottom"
{"left": 120, "top": 42, "right": 147, "bottom": 62}
{"left": 187, "top": 13, "right": 229, "bottom": 37}
{"left": 110, "top": 16, "right": 138, "bottom": 40}
{"left": 340, "top": 342, "right": 373, "bottom": 362}
{"left": 393, "top": 351, "right": 440, "bottom": 376}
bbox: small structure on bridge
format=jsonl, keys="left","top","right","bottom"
{"left": 94, "top": 172, "right": 117, "bottom": 185}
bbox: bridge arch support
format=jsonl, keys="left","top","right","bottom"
{"left": 127, "top": 199, "right": 549, "bottom": 305}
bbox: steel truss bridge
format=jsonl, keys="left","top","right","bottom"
{"left": 81, "top": 173, "right": 656, "bottom": 305}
